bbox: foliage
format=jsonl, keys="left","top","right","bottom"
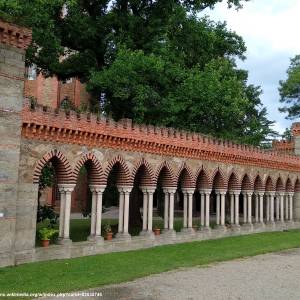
{"left": 0, "top": 0, "right": 274, "bottom": 145}
{"left": 39, "top": 163, "right": 55, "bottom": 190}
{"left": 37, "top": 205, "right": 59, "bottom": 225}
{"left": 1, "top": 230, "right": 300, "bottom": 293}
{"left": 104, "top": 223, "right": 112, "bottom": 233}
{"left": 279, "top": 55, "right": 300, "bottom": 119}
{"left": 38, "top": 227, "right": 58, "bottom": 240}
{"left": 282, "top": 128, "right": 292, "bottom": 141}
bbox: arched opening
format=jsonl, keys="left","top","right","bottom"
{"left": 241, "top": 174, "right": 253, "bottom": 225}
{"left": 71, "top": 155, "right": 103, "bottom": 242}
{"left": 155, "top": 163, "right": 176, "bottom": 232}
{"left": 227, "top": 172, "right": 241, "bottom": 225}
{"left": 103, "top": 158, "right": 131, "bottom": 239}
{"left": 130, "top": 162, "right": 155, "bottom": 236}
{"left": 212, "top": 170, "right": 226, "bottom": 227}
{"left": 176, "top": 167, "right": 195, "bottom": 231}
{"left": 34, "top": 151, "right": 72, "bottom": 247}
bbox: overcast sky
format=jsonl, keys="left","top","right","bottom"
{"left": 204, "top": 0, "right": 300, "bottom": 134}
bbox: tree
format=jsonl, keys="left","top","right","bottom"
{"left": 279, "top": 55, "right": 300, "bottom": 119}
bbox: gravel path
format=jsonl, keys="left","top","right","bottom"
{"left": 43, "top": 248, "right": 300, "bottom": 300}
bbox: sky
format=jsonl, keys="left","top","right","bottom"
{"left": 204, "top": 0, "right": 300, "bottom": 134}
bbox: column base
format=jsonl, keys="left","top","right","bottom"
{"left": 201, "top": 226, "right": 211, "bottom": 232}
{"left": 139, "top": 230, "right": 155, "bottom": 239}
{"left": 115, "top": 232, "right": 131, "bottom": 241}
{"left": 215, "top": 225, "right": 227, "bottom": 232}
{"left": 162, "top": 229, "right": 176, "bottom": 238}
{"left": 88, "top": 235, "right": 104, "bottom": 244}
{"left": 231, "top": 224, "right": 241, "bottom": 232}
{"left": 265, "top": 221, "right": 276, "bottom": 230}
{"left": 241, "top": 223, "right": 253, "bottom": 231}
{"left": 181, "top": 227, "right": 196, "bottom": 235}
{"left": 57, "top": 238, "right": 72, "bottom": 245}
{"left": 253, "top": 222, "right": 265, "bottom": 229}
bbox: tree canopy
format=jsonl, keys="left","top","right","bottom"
{"left": 279, "top": 55, "right": 300, "bottom": 119}
{"left": 0, "top": 0, "right": 276, "bottom": 145}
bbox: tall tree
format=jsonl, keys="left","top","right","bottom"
{"left": 279, "top": 55, "right": 300, "bottom": 119}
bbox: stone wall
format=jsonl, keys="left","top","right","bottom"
{"left": 0, "top": 20, "right": 32, "bottom": 266}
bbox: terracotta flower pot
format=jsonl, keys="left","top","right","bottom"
{"left": 41, "top": 239, "right": 50, "bottom": 247}
{"left": 106, "top": 232, "right": 113, "bottom": 240}
{"left": 154, "top": 228, "right": 161, "bottom": 236}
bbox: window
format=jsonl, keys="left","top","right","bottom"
{"left": 26, "top": 64, "right": 37, "bottom": 80}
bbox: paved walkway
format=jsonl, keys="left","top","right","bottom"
{"left": 44, "top": 248, "right": 300, "bottom": 300}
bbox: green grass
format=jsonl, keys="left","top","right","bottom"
{"left": 1, "top": 230, "right": 300, "bottom": 294}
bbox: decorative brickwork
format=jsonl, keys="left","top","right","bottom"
{"left": 21, "top": 103, "right": 300, "bottom": 173}
{"left": 253, "top": 175, "right": 264, "bottom": 192}
{"left": 227, "top": 172, "right": 240, "bottom": 191}
{"left": 155, "top": 161, "right": 176, "bottom": 188}
{"left": 275, "top": 177, "right": 285, "bottom": 192}
{"left": 33, "top": 149, "right": 73, "bottom": 184}
{"left": 73, "top": 152, "right": 104, "bottom": 185}
{"left": 130, "top": 158, "right": 156, "bottom": 187}
{"left": 0, "top": 20, "right": 31, "bottom": 50}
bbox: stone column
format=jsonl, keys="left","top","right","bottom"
{"left": 289, "top": 193, "right": 294, "bottom": 221}
{"left": 230, "top": 193, "right": 234, "bottom": 224}
{"left": 123, "top": 188, "right": 131, "bottom": 235}
{"left": 247, "top": 192, "right": 252, "bottom": 225}
{"left": 147, "top": 189, "right": 155, "bottom": 234}
{"left": 285, "top": 194, "right": 289, "bottom": 220}
{"left": 58, "top": 186, "right": 66, "bottom": 239}
{"left": 234, "top": 191, "right": 240, "bottom": 226}
{"left": 200, "top": 192, "right": 205, "bottom": 227}
{"left": 216, "top": 193, "right": 220, "bottom": 225}
{"left": 243, "top": 193, "right": 247, "bottom": 224}
{"left": 270, "top": 193, "right": 275, "bottom": 224}
{"left": 255, "top": 194, "right": 259, "bottom": 223}
{"left": 88, "top": 190, "right": 97, "bottom": 238}
{"left": 266, "top": 194, "right": 270, "bottom": 222}
{"left": 259, "top": 193, "right": 264, "bottom": 224}
{"left": 183, "top": 191, "right": 188, "bottom": 228}
{"left": 142, "top": 189, "right": 148, "bottom": 231}
{"left": 187, "top": 190, "right": 194, "bottom": 229}
{"left": 94, "top": 187, "right": 105, "bottom": 241}
{"left": 220, "top": 192, "right": 226, "bottom": 227}
{"left": 62, "top": 185, "right": 75, "bottom": 243}
{"left": 280, "top": 193, "right": 284, "bottom": 223}
{"left": 205, "top": 190, "right": 211, "bottom": 228}
{"left": 276, "top": 195, "right": 280, "bottom": 221}
{"left": 118, "top": 189, "right": 125, "bottom": 233}
{"left": 163, "top": 189, "right": 169, "bottom": 229}
{"left": 168, "top": 189, "right": 176, "bottom": 230}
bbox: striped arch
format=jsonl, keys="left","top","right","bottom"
{"left": 131, "top": 158, "right": 156, "bottom": 187}
{"left": 227, "top": 172, "right": 241, "bottom": 191}
{"left": 265, "top": 176, "right": 275, "bottom": 192}
{"left": 195, "top": 167, "right": 211, "bottom": 190}
{"left": 104, "top": 155, "right": 131, "bottom": 187}
{"left": 176, "top": 163, "right": 195, "bottom": 189}
{"left": 73, "top": 153, "right": 104, "bottom": 185}
{"left": 241, "top": 174, "right": 253, "bottom": 191}
{"left": 285, "top": 177, "right": 294, "bottom": 192}
{"left": 275, "top": 176, "right": 285, "bottom": 192}
{"left": 155, "top": 161, "right": 176, "bottom": 188}
{"left": 211, "top": 168, "right": 226, "bottom": 191}
{"left": 33, "top": 149, "right": 73, "bottom": 184}
{"left": 294, "top": 178, "right": 300, "bottom": 192}
{"left": 253, "top": 175, "right": 264, "bottom": 192}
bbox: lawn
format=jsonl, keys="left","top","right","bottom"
{"left": 36, "top": 217, "right": 205, "bottom": 244}
{"left": 1, "top": 230, "right": 300, "bottom": 294}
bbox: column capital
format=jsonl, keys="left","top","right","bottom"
{"left": 215, "top": 189, "right": 226, "bottom": 195}
{"left": 181, "top": 188, "right": 195, "bottom": 195}
{"left": 287, "top": 192, "right": 295, "bottom": 197}
{"left": 242, "top": 190, "right": 253, "bottom": 196}
{"left": 89, "top": 185, "right": 106, "bottom": 193}
{"left": 163, "top": 187, "right": 177, "bottom": 194}
{"left": 118, "top": 186, "right": 133, "bottom": 193}
{"left": 57, "top": 184, "right": 76, "bottom": 193}
{"left": 140, "top": 186, "right": 156, "bottom": 194}
{"left": 199, "top": 189, "right": 211, "bottom": 195}
{"left": 276, "top": 192, "right": 285, "bottom": 197}
{"left": 267, "top": 191, "right": 276, "bottom": 196}
{"left": 230, "top": 190, "right": 241, "bottom": 196}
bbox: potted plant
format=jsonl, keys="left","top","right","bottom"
{"left": 153, "top": 227, "right": 161, "bottom": 236}
{"left": 38, "top": 227, "right": 58, "bottom": 247}
{"left": 104, "top": 224, "right": 113, "bottom": 240}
